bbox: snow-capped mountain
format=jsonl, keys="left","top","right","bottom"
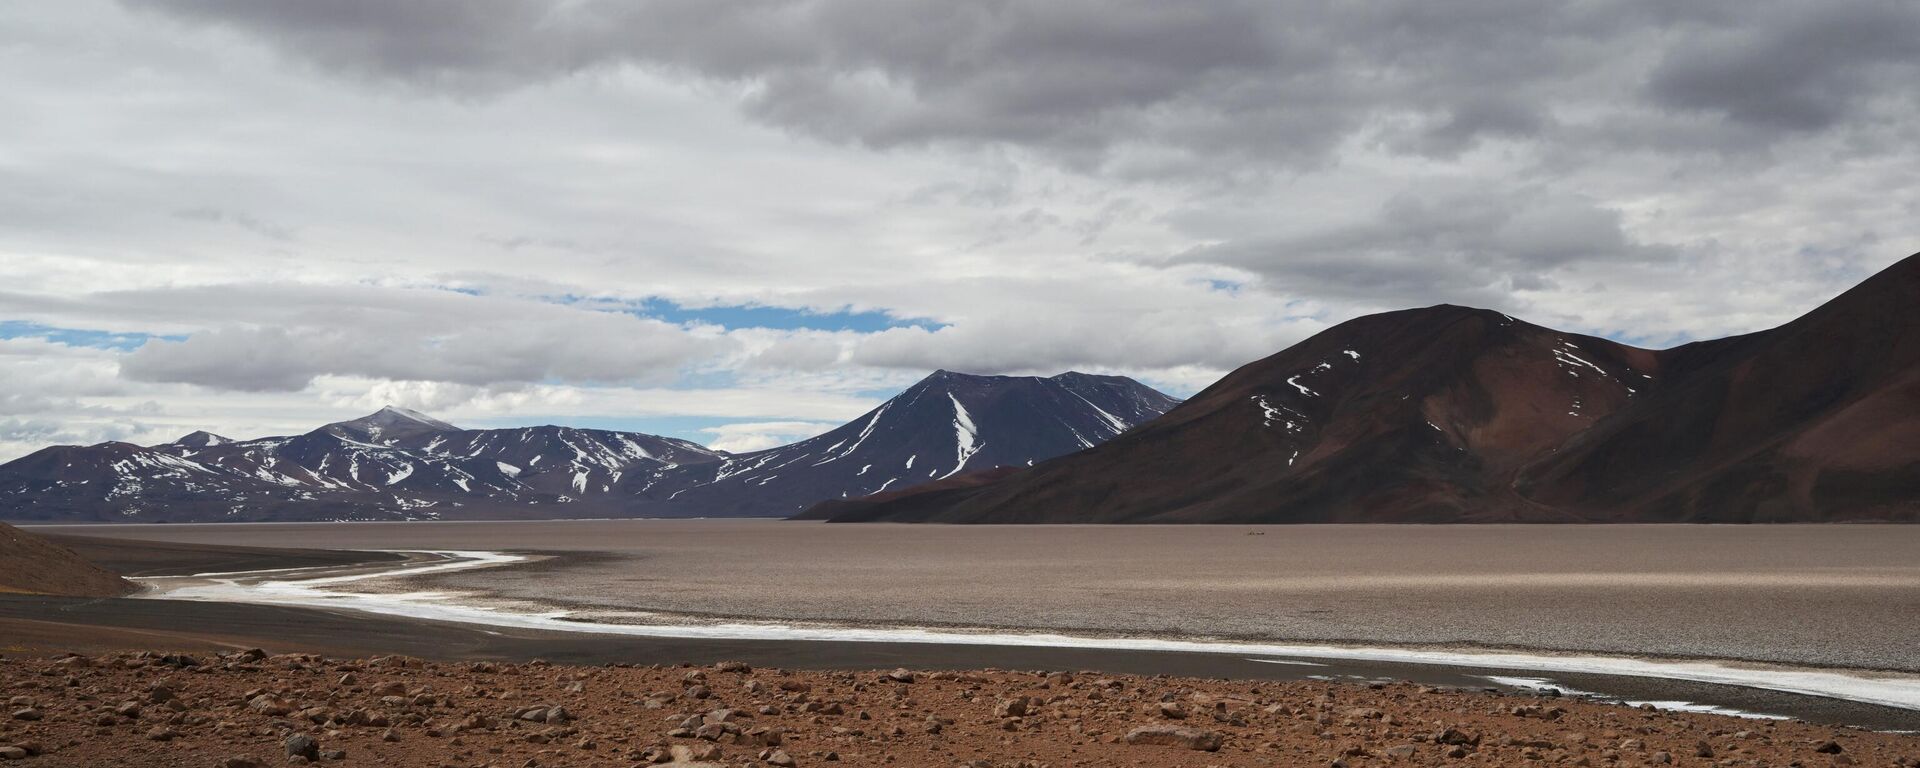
{"left": 645, "top": 371, "right": 1181, "bottom": 516}
{"left": 0, "top": 373, "right": 1178, "bottom": 522}
{"left": 0, "top": 407, "right": 726, "bottom": 522}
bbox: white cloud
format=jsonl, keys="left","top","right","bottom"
{"left": 702, "top": 421, "right": 843, "bottom": 453}
{"left": 0, "top": 1, "right": 1915, "bottom": 461}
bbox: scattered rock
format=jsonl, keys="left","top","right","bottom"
{"left": 283, "top": 734, "right": 320, "bottom": 761}
{"left": 1123, "top": 726, "right": 1224, "bottom": 752}
{"left": 995, "top": 697, "right": 1033, "bottom": 718}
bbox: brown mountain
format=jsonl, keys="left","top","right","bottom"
{"left": 813, "top": 252, "right": 1920, "bottom": 524}
{"left": 0, "top": 522, "right": 135, "bottom": 597}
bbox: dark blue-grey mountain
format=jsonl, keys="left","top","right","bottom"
{"left": 0, "top": 372, "right": 1176, "bottom": 522}
{"left": 643, "top": 371, "right": 1180, "bottom": 516}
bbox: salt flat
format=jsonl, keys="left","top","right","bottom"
{"left": 38, "top": 520, "right": 1920, "bottom": 673}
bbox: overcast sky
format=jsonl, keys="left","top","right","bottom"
{"left": 2, "top": 0, "right": 1916, "bottom": 459}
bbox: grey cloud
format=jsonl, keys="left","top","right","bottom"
{"left": 173, "top": 206, "right": 297, "bottom": 241}
{"left": 1646, "top": 1, "right": 1920, "bottom": 132}
{"left": 848, "top": 311, "right": 1299, "bottom": 376}
{"left": 1174, "top": 187, "right": 1674, "bottom": 309}
{"left": 95, "top": 284, "right": 731, "bottom": 391}
{"left": 138, "top": 0, "right": 1917, "bottom": 177}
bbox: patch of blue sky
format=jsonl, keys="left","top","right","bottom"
{"left": 455, "top": 285, "right": 942, "bottom": 333}
{"left": 1597, "top": 328, "right": 1698, "bottom": 350}
{"left": 0, "top": 321, "right": 176, "bottom": 351}
{"left": 633, "top": 299, "right": 944, "bottom": 333}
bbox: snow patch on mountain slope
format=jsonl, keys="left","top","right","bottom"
{"left": 938, "top": 394, "right": 984, "bottom": 480}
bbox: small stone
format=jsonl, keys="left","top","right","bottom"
{"left": 0, "top": 747, "right": 25, "bottom": 761}
{"left": 767, "top": 750, "right": 798, "bottom": 767}
{"left": 994, "top": 697, "right": 1032, "bottom": 718}
{"left": 284, "top": 734, "right": 320, "bottom": 761}
{"left": 1123, "top": 726, "right": 1224, "bottom": 752}
{"left": 8, "top": 710, "right": 40, "bottom": 722}
{"left": 885, "top": 669, "right": 915, "bottom": 683}
{"left": 1815, "top": 741, "right": 1845, "bottom": 754}
{"left": 380, "top": 728, "right": 401, "bottom": 742}
{"left": 1436, "top": 728, "right": 1479, "bottom": 746}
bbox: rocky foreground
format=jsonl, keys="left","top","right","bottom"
{"left": 0, "top": 651, "right": 1914, "bottom": 768}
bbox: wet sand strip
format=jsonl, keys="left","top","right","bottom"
{"left": 40, "top": 533, "right": 408, "bottom": 578}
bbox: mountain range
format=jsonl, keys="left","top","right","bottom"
{"left": 810, "top": 252, "right": 1920, "bottom": 524}
{"left": 0, "top": 373, "right": 1177, "bottom": 522}
{"left": 6, "top": 254, "right": 1916, "bottom": 525}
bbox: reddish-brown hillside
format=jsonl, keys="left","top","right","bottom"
{"left": 0, "top": 522, "right": 136, "bottom": 597}
{"left": 1514, "top": 251, "right": 1920, "bottom": 521}
{"left": 815, "top": 252, "right": 1920, "bottom": 524}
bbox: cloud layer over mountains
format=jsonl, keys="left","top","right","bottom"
{"left": 0, "top": 0, "right": 1915, "bottom": 458}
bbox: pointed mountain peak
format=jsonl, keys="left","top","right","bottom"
{"left": 170, "top": 430, "right": 229, "bottom": 448}
{"left": 369, "top": 405, "right": 455, "bottom": 427}
{"left": 907, "top": 369, "right": 993, "bottom": 392}
{"left": 320, "top": 405, "right": 459, "bottom": 444}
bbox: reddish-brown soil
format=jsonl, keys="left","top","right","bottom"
{"left": 1, "top": 650, "right": 1915, "bottom": 768}
{"left": 0, "top": 523, "right": 133, "bottom": 598}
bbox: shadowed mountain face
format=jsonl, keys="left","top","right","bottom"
{"left": 0, "top": 375, "right": 1176, "bottom": 522}
{"left": 814, "top": 253, "right": 1920, "bottom": 524}
{"left": 650, "top": 371, "right": 1181, "bottom": 517}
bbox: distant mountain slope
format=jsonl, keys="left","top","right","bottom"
{"left": 1514, "top": 252, "right": 1920, "bottom": 522}
{"left": 0, "top": 522, "right": 133, "bottom": 597}
{"left": 0, "top": 373, "right": 1178, "bottom": 522}
{"left": 813, "top": 253, "right": 1920, "bottom": 524}
{"left": 653, "top": 371, "right": 1181, "bottom": 517}
{"left": 0, "top": 407, "right": 727, "bottom": 522}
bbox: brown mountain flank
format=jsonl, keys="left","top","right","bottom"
{"left": 814, "top": 252, "right": 1920, "bottom": 524}
{"left": 0, "top": 522, "right": 136, "bottom": 597}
